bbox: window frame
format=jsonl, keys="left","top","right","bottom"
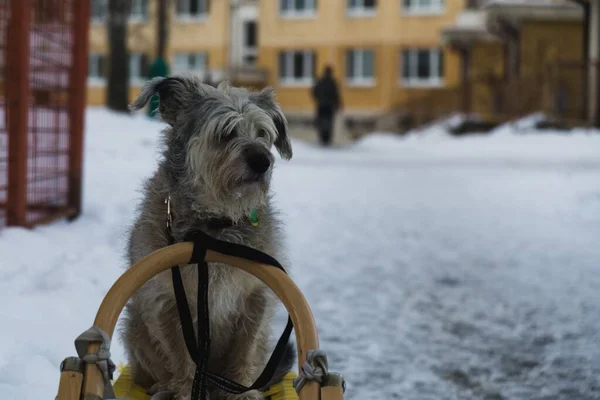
{"left": 278, "top": 50, "right": 316, "bottom": 87}
{"left": 88, "top": 53, "right": 106, "bottom": 86}
{"left": 129, "top": 0, "right": 149, "bottom": 23}
{"left": 172, "top": 52, "right": 209, "bottom": 75}
{"left": 400, "top": 48, "right": 444, "bottom": 88}
{"left": 90, "top": 0, "right": 107, "bottom": 24}
{"left": 345, "top": 48, "right": 376, "bottom": 87}
{"left": 91, "top": 0, "right": 150, "bottom": 24}
{"left": 176, "top": 0, "right": 210, "bottom": 22}
{"left": 129, "top": 52, "right": 149, "bottom": 86}
{"left": 402, "top": 0, "right": 445, "bottom": 16}
{"left": 279, "top": 0, "right": 317, "bottom": 20}
{"left": 346, "top": 0, "right": 377, "bottom": 18}
{"left": 242, "top": 21, "right": 258, "bottom": 66}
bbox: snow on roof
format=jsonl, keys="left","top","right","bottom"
{"left": 483, "top": 0, "right": 581, "bottom": 10}
{"left": 441, "top": 10, "right": 499, "bottom": 43}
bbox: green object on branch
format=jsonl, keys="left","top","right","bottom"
{"left": 146, "top": 57, "right": 169, "bottom": 119}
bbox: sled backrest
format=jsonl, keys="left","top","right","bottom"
{"left": 55, "top": 242, "right": 344, "bottom": 400}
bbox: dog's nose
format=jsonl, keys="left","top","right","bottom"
{"left": 245, "top": 150, "right": 271, "bottom": 174}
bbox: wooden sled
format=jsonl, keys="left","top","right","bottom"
{"left": 55, "top": 241, "right": 345, "bottom": 400}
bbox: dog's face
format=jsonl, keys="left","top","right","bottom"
{"left": 130, "top": 75, "right": 292, "bottom": 219}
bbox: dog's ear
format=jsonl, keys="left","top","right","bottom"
{"left": 130, "top": 76, "right": 194, "bottom": 126}
{"left": 250, "top": 87, "right": 292, "bottom": 160}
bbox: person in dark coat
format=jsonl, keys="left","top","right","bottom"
{"left": 311, "top": 66, "right": 342, "bottom": 146}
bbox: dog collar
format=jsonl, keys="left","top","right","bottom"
{"left": 205, "top": 209, "right": 258, "bottom": 229}
{"left": 165, "top": 195, "right": 259, "bottom": 234}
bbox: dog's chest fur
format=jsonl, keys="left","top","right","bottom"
{"left": 124, "top": 171, "right": 288, "bottom": 368}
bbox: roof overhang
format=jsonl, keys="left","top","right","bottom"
{"left": 441, "top": 10, "right": 502, "bottom": 49}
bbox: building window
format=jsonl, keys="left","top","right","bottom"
{"left": 401, "top": 48, "right": 444, "bottom": 87}
{"left": 88, "top": 53, "right": 106, "bottom": 84}
{"left": 173, "top": 52, "right": 209, "bottom": 75}
{"left": 243, "top": 21, "right": 258, "bottom": 65}
{"left": 130, "top": 0, "right": 149, "bottom": 21}
{"left": 129, "top": 53, "right": 149, "bottom": 85}
{"left": 402, "top": 0, "right": 445, "bottom": 14}
{"left": 91, "top": 0, "right": 149, "bottom": 22}
{"left": 345, "top": 49, "right": 375, "bottom": 86}
{"left": 177, "top": 0, "right": 210, "bottom": 20}
{"left": 347, "top": 0, "right": 377, "bottom": 17}
{"left": 280, "top": 0, "right": 317, "bottom": 18}
{"left": 90, "top": 0, "right": 107, "bottom": 22}
{"left": 278, "top": 50, "right": 315, "bottom": 86}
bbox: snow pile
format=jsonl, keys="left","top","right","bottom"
{"left": 1, "top": 107, "right": 600, "bottom": 400}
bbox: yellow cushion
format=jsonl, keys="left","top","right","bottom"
{"left": 263, "top": 372, "right": 299, "bottom": 400}
{"left": 111, "top": 364, "right": 299, "bottom": 400}
{"left": 112, "top": 363, "right": 151, "bottom": 400}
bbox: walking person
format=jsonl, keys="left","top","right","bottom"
{"left": 311, "top": 65, "right": 342, "bottom": 146}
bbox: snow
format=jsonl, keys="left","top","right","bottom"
{"left": 1, "top": 108, "right": 600, "bottom": 399}
{"left": 483, "top": 0, "right": 580, "bottom": 10}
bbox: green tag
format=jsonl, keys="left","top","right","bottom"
{"left": 250, "top": 209, "right": 259, "bottom": 227}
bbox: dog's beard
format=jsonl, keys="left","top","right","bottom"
{"left": 190, "top": 160, "right": 271, "bottom": 222}
{"left": 186, "top": 136, "right": 273, "bottom": 221}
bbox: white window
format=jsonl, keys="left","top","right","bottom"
{"left": 91, "top": 0, "right": 148, "bottom": 23}
{"left": 173, "top": 52, "right": 209, "bottom": 75}
{"left": 402, "top": 0, "right": 445, "bottom": 15}
{"left": 345, "top": 49, "right": 375, "bottom": 86}
{"left": 278, "top": 50, "right": 315, "bottom": 86}
{"left": 401, "top": 48, "right": 444, "bottom": 87}
{"left": 130, "top": 0, "right": 149, "bottom": 21}
{"left": 177, "top": 0, "right": 210, "bottom": 20}
{"left": 90, "top": 0, "right": 107, "bottom": 23}
{"left": 280, "top": 0, "right": 317, "bottom": 18}
{"left": 347, "top": 0, "right": 377, "bottom": 17}
{"left": 129, "top": 53, "right": 149, "bottom": 85}
{"left": 88, "top": 53, "right": 106, "bottom": 85}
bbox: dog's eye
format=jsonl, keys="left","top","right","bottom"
{"left": 257, "top": 129, "right": 267, "bottom": 139}
{"left": 223, "top": 128, "right": 237, "bottom": 141}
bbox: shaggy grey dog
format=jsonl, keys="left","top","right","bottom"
{"left": 122, "top": 74, "right": 294, "bottom": 400}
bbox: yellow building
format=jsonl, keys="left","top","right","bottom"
{"left": 86, "top": 0, "right": 470, "bottom": 118}
{"left": 440, "top": 0, "right": 586, "bottom": 125}
{"left": 87, "top": 0, "right": 243, "bottom": 105}
{"left": 259, "top": 0, "right": 467, "bottom": 118}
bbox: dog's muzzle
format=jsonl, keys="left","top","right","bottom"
{"left": 244, "top": 147, "right": 271, "bottom": 174}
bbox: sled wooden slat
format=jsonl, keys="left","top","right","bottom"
{"left": 56, "top": 370, "right": 83, "bottom": 400}
{"left": 321, "top": 387, "right": 344, "bottom": 400}
{"left": 80, "top": 242, "right": 322, "bottom": 400}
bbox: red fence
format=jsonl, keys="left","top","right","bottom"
{"left": 0, "top": 0, "right": 90, "bottom": 228}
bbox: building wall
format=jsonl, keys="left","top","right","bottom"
{"left": 460, "top": 20, "right": 584, "bottom": 121}
{"left": 470, "top": 41, "right": 505, "bottom": 117}
{"left": 86, "top": 0, "right": 230, "bottom": 106}
{"left": 259, "top": 0, "right": 465, "bottom": 114}
{"left": 169, "top": 1, "right": 230, "bottom": 72}
{"left": 519, "top": 21, "right": 584, "bottom": 121}
{"left": 520, "top": 20, "right": 583, "bottom": 77}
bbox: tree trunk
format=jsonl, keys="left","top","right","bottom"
{"left": 157, "top": 0, "right": 168, "bottom": 60}
{"left": 106, "top": 0, "right": 131, "bottom": 112}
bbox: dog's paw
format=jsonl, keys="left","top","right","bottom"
{"left": 172, "top": 390, "right": 205, "bottom": 400}
{"left": 168, "top": 379, "right": 203, "bottom": 400}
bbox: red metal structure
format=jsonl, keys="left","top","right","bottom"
{"left": 0, "top": 0, "right": 90, "bottom": 228}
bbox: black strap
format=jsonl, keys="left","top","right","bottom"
{"left": 170, "top": 229, "right": 294, "bottom": 399}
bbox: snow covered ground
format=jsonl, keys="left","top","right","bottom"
{"left": 1, "top": 108, "right": 600, "bottom": 400}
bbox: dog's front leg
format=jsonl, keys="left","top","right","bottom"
{"left": 216, "top": 293, "right": 271, "bottom": 400}
{"left": 151, "top": 302, "right": 200, "bottom": 400}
